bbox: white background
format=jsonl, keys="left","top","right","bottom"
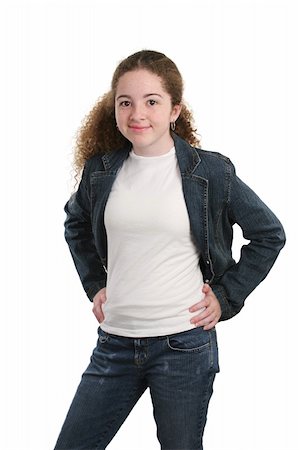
{"left": 0, "top": 0, "right": 298, "bottom": 449}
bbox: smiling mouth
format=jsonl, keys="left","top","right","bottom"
{"left": 129, "top": 125, "right": 151, "bottom": 131}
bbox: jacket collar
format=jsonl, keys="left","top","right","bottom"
{"left": 172, "top": 133, "right": 201, "bottom": 175}
{"left": 101, "top": 132, "right": 201, "bottom": 174}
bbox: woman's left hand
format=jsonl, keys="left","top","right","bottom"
{"left": 189, "top": 284, "right": 222, "bottom": 330}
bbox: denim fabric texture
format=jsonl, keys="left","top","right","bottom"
{"left": 54, "top": 325, "right": 220, "bottom": 450}
{"left": 64, "top": 133, "right": 286, "bottom": 320}
{"left": 59, "top": 133, "right": 285, "bottom": 449}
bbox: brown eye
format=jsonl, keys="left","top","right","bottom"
{"left": 120, "top": 100, "right": 131, "bottom": 107}
{"left": 148, "top": 99, "right": 157, "bottom": 106}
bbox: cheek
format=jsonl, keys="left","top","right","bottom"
{"left": 115, "top": 109, "right": 126, "bottom": 125}
{"left": 155, "top": 107, "right": 172, "bottom": 122}
{"left": 150, "top": 110, "right": 166, "bottom": 124}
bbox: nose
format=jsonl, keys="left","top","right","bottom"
{"left": 129, "top": 103, "right": 146, "bottom": 122}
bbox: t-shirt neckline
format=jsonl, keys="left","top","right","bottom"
{"left": 130, "top": 146, "right": 175, "bottom": 160}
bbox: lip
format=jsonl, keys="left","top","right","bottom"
{"left": 129, "top": 125, "right": 151, "bottom": 131}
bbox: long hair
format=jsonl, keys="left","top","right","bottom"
{"left": 73, "top": 50, "right": 201, "bottom": 182}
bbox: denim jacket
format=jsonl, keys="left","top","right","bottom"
{"left": 64, "top": 133, "right": 286, "bottom": 321}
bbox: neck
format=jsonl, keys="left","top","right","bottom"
{"left": 132, "top": 137, "right": 175, "bottom": 157}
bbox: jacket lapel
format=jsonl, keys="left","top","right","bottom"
{"left": 173, "top": 134, "right": 208, "bottom": 258}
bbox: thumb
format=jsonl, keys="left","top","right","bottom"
{"left": 202, "top": 283, "right": 211, "bottom": 295}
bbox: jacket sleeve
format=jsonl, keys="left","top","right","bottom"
{"left": 211, "top": 163, "right": 286, "bottom": 321}
{"left": 64, "top": 163, "right": 107, "bottom": 301}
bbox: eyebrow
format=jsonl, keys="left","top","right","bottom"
{"left": 116, "top": 93, "right": 163, "bottom": 101}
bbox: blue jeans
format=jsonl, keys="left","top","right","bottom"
{"left": 54, "top": 325, "right": 220, "bottom": 450}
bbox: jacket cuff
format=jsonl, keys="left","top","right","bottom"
{"left": 87, "top": 281, "right": 107, "bottom": 302}
{"left": 211, "top": 284, "right": 235, "bottom": 321}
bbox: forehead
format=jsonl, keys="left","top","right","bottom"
{"left": 116, "top": 69, "right": 166, "bottom": 94}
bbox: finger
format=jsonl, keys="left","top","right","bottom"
{"left": 193, "top": 312, "right": 219, "bottom": 328}
{"left": 96, "top": 312, "right": 105, "bottom": 323}
{"left": 203, "top": 319, "right": 218, "bottom": 331}
{"left": 203, "top": 312, "right": 221, "bottom": 330}
{"left": 189, "top": 298, "right": 208, "bottom": 312}
{"left": 189, "top": 284, "right": 213, "bottom": 312}
{"left": 190, "top": 307, "right": 213, "bottom": 324}
{"left": 92, "top": 305, "right": 105, "bottom": 323}
{"left": 189, "top": 296, "right": 216, "bottom": 312}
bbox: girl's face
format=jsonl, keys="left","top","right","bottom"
{"left": 115, "top": 69, "right": 181, "bottom": 156}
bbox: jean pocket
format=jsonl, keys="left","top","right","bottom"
{"left": 166, "top": 327, "right": 211, "bottom": 354}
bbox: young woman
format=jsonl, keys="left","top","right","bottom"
{"left": 54, "top": 50, "right": 285, "bottom": 450}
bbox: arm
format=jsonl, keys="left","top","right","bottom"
{"left": 211, "top": 164, "right": 286, "bottom": 321}
{"left": 64, "top": 164, "right": 107, "bottom": 301}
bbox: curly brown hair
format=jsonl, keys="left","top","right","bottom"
{"left": 73, "top": 50, "right": 201, "bottom": 182}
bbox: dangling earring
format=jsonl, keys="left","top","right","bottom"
{"left": 170, "top": 121, "right": 176, "bottom": 131}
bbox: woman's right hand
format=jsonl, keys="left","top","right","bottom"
{"left": 92, "top": 288, "right": 107, "bottom": 323}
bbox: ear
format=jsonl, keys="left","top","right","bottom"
{"left": 171, "top": 104, "right": 182, "bottom": 122}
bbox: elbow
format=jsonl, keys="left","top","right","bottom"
{"left": 276, "top": 222, "right": 286, "bottom": 251}
{"left": 255, "top": 221, "right": 286, "bottom": 259}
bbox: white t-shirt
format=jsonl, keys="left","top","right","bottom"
{"left": 101, "top": 146, "right": 205, "bottom": 337}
